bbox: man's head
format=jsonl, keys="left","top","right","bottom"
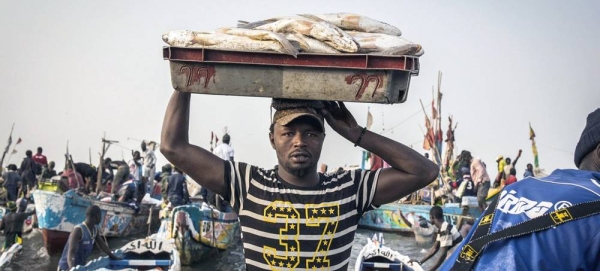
{"left": 509, "top": 167, "right": 516, "bottom": 176}
{"left": 37, "top": 147, "right": 43, "bottom": 154}
{"left": 429, "top": 206, "right": 444, "bottom": 224}
{"left": 104, "top": 157, "right": 112, "bottom": 166}
{"left": 25, "top": 150, "right": 32, "bottom": 158}
{"left": 575, "top": 108, "right": 600, "bottom": 170}
{"left": 526, "top": 163, "right": 533, "bottom": 171}
{"left": 133, "top": 151, "right": 141, "bottom": 160}
{"left": 505, "top": 157, "right": 512, "bottom": 165}
{"left": 86, "top": 205, "right": 102, "bottom": 225}
{"left": 162, "top": 164, "right": 172, "bottom": 174}
{"left": 49, "top": 161, "right": 55, "bottom": 169}
{"left": 141, "top": 141, "right": 147, "bottom": 152}
{"left": 7, "top": 164, "right": 17, "bottom": 171}
{"left": 223, "top": 134, "right": 231, "bottom": 144}
{"left": 460, "top": 150, "right": 472, "bottom": 163}
{"left": 269, "top": 99, "right": 325, "bottom": 178}
{"left": 424, "top": 153, "right": 430, "bottom": 159}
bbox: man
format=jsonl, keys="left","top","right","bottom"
{"left": 166, "top": 167, "right": 190, "bottom": 207}
{"left": 523, "top": 163, "right": 535, "bottom": 178}
{"left": 0, "top": 201, "right": 35, "bottom": 252}
{"left": 18, "top": 150, "right": 40, "bottom": 193}
{"left": 2, "top": 164, "right": 21, "bottom": 202}
{"left": 159, "top": 164, "right": 173, "bottom": 202}
{"left": 61, "top": 163, "right": 85, "bottom": 191}
{"left": 397, "top": 210, "right": 434, "bottom": 244}
{"left": 129, "top": 151, "right": 143, "bottom": 182}
{"left": 504, "top": 167, "right": 517, "bottom": 186}
{"left": 74, "top": 163, "right": 97, "bottom": 194}
{"left": 41, "top": 161, "right": 57, "bottom": 179}
{"left": 493, "top": 155, "right": 505, "bottom": 187}
{"left": 213, "top": 133, "right": 234, "bottom": 161}
{"left": 461, "top": 151, "right": 491, "bottom": 213}
{"left": 160, "top": 92, "right": 438, "bottom": 270}
{"left": 104, "top": 158, "right": 129, "bottom": 197}
{"left": 141, "top": 141, "right": 157, "bottom": 193}
{"left": 441, "top": 108, "right": 600, "bottom": 270}
{"left": 411, "top": 206, "right": 463, "bottom": 271}
{"left": 32, "top": 147, "right": 48, "bottom": 168}
{"left": 58, "top": 205, "right": 121, "bottom": 270}
{"left": 502, "top": 149, "right": 522, "bottom": 183}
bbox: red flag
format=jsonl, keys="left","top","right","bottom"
{"left": 431, "top": 100, "right": 438, "bottom": 120}
{"left": 16, "top": 137, "right": 21, "bottom": 144}
{"left": 423, "top": 117, "right": 434, "bottom": 150}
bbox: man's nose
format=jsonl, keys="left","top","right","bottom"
{"left": 292, "top": 133, "right": 307, "bottom": 147}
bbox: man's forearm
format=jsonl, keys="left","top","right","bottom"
{"left": 161, "top": 91, "right": 191, "bottom": 158}
{"left": 353, "top": 128, "right": 437, "bottom": 177}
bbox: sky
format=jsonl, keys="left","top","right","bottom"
{"left": 1, "top": 0, "right": 599, "bottom": 178}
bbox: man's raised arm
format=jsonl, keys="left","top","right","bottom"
{"left": 160, "top": 91, "right": 226, "bottom": 195}
{"left": 323, "top": 102, "right": 439, "bottom": 206}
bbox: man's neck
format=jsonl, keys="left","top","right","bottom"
{"left": 276, "top": 167, "right": 320, "bottom": 187}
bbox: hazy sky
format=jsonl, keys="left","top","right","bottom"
{"left": 1, "top": 0, "right": 598, "bottom": 177}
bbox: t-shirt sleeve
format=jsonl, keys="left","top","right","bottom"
{"left": 437, "top": 223, "right": 460, "bottom": 248}
{"left": 223, "top": 160, "right": 252, "bottom": 213}
{"left": 354, "top": 168, "right": 381, "bottom": 216}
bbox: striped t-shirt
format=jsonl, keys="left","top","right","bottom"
{"left": 223, "top": 161, "right": 381, "bottom": 271}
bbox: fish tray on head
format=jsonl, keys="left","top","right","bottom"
{"left": 162, "top": 13, "right": 422, "bottom": 104}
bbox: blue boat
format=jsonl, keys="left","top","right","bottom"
{"left": 358, "top": 202, "right": 480, "bottom": 234}
{"left": 154, "top": 202, "right": 239, "bottom": 265}
{"left": 72, "top": 237, "right": 181, "bottom": 271}
{"left": 32, "top": 189, "right": 161, "bottom": 254}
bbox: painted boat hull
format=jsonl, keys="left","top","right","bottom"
{"left": 355, "top": 235, "right": 423, "bottom": 271}
{"left": 358, "top": 203, "right": 481, "bottom": 234}
{"left": 72, "top": 238, "right": 181, "bottom": 271}
{"left": 155, "top": 203, "right": 239, "bottom": 265}
{"left": 32, "top": 190, "right": 160, "bottom": 254}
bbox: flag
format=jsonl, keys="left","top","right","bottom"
{"left": 4, "top": 135, "right": 10, "bottom": 153}
{"left": 215, "top": 136, "right": 219, "bottom": 144}
{"left": 529, "top": 123, "right": 539, "bottom": 168}
{"left": 423, "top": 117, "right": 434, "bottom": 150}
{"left": 11, "top": 149, "right": 17, "bottom": 154}
{"left": 16, "top": 138, "right": 21, "bottom": 145}
{"left": 431, "top": 99, "right": 438, "bottom": 120}
{"left": 366, "top": 109, "right": 373, "bottom": 130}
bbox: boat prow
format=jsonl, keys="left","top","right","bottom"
{"left": 355, "top": 233, "right": 423, "bottom": 271}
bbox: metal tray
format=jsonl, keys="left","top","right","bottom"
{"left": 163, "top": 47, "right": 420, "bottom": 104}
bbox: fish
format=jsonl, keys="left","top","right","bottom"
{"left": 162, "top": 29, "right": 298, "bottom": 57}
{"left": 347, "top": 31, "right": 422, "bottom": 54}
{"left": 283, "top": 33, "right": 340, "bottom": 54}
{"left": 253, "top": 16, "right": 359, "bottom": 53}
{"left": 301, "top": 13, "right": 402, "bottom": 36}
{"left": 370, "top": 44, "right": 424, "bottom": 56}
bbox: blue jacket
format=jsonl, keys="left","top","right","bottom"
{"left": 441, "top": 169, "right": 600, "bottom": 271}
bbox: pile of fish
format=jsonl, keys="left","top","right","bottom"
{"left": 162, "top": 13, "right": 423, "bottom": 57}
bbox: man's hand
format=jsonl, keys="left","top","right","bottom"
{"left": 321, "top": 101, "right": 360, "bottom": 138}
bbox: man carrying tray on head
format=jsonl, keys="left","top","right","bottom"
{"left": 160, "top": 91, "right": 438, "bottom": 270}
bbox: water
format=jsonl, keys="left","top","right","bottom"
{"left": 4, "top": 228, "right": 438, "bottom": 271}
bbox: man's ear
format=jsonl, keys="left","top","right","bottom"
{"left": 595, "top": 143, "right": 600, "bottom": 158}
{"left": 269, "top": 133, "right": 276, "bottom": 150}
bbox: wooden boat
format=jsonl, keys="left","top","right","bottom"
{"left": 154, "top": 202, "right": 239, "bottom": 265}
{"left": 71, "top": 237, "right": 181, "bottom": 271}
{"left": 32, "top": 189, "right": 161, "bottom": 254}
{"left": 358, "top": 202, "right": 480, "bottom": 234}
{"left": 355, "top": 233, "right": 423, "bottom": 271}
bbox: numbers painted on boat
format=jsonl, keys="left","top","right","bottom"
{"left": 124, "top": 240, "right": 164, "bottom": 253}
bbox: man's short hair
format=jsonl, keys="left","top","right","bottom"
{"left": 86, "top": 205, "right": 101, "bottom": 218}
{"left": 25, "top": 150, "right": 32, "bottom": 157}
{"left": 7, "top": 164, "right": 17, "bottom": 171}
{"left": 37, "top": 147, "right": 43, "bottom": 153}
{"left": 430, "top": 206, "right": 444, "bottom": 220}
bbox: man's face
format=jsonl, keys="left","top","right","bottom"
{"left": 270, "top": 118, "right": 324, "bottom": 178}
{"left": 141, "top": 142, "right": 147, "bottom": 152}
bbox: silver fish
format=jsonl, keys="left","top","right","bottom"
{"left": 162, "top": 29, "right": 298, "bottom": 57}
{"left": 253, "top": 16, "right": 359, "bottom": 53}
{"left": 302, "top": 13, "right": 402, "bottom": 36}
{"left": 369, "top": 44, "right": 424, "bottom": 56}
{"left": 347, "top": 31, "right": 421, "bottom": 54}
{"left": 284, "top": 33, "right": 339, "bottom": 54}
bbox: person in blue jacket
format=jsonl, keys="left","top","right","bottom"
{"left": 441, "top": 108, "right": 600, "bottom": 270}
{"left": 57, "top": 205, "right": 121, "bottom": 270}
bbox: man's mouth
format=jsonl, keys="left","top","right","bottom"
{"left": 290, "top": 152, "right": 310, "bottom": 163}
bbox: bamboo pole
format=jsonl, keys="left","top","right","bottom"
{"left": 0, "top": 123, "right": 15, "bottom": 169}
